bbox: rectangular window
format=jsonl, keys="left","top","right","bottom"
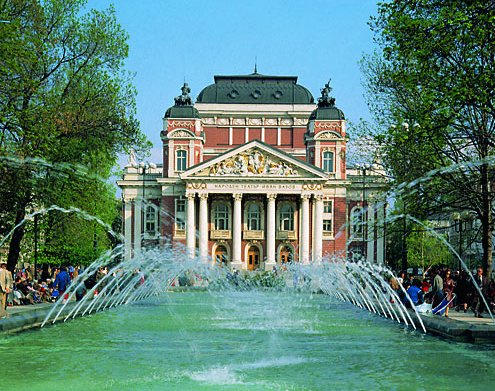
{"left": 324, "top": 201, "right": 332, "bottom": 214}
{"left": 323, "top": 219, "right": 333, "bottom": 232}
{"left": 176, "top": 150, "right": 187, "bottom": 172}
{"left": 145, "top": 206, "right": 156, "bottom": 233}
{"left": 175, "top": 197, "right": 186, "bottom": 233}
{"left": 322, "top": 151, "right": 334, "bottom": 172}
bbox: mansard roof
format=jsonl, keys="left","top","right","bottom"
{"left": 196, "top": 73, "right": 315, "bottom": 105}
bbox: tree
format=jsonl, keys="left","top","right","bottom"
{"left": 0, "top": 0, "right": 149, "bottom": 271}
{"left": 362, "top": 0, "right": 495, "bottom": 276}
{"left": 407, "top": 223, "right": 452, "bottom": 273}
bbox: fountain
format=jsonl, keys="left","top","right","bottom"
{"left": 1, "top": 157, "right": 495, "bottom": 390}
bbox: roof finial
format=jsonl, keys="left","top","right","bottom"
{"left": 254, "top": 57, "right": 258, "bottom": 74}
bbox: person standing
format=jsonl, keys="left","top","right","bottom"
{"left": 431, "top": 267, "right": 444, "bottom": 308}
{"left": 473, "top": 267, "right": 487, "bottom": 318}
{"left": 443, "top": 269, "right": 455, "bottom": 317}
{"left": 0, "top": 263, "right": 13, "bottom": 318}
{"left": 53, "top": 266, "right": 71, "bottom": 296}
{"left": 455, "top": 270, "right": 471, "bottom": 313}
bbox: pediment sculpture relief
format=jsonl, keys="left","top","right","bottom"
{"left": 204, "top": 149, "right": 299, "bottom": 177}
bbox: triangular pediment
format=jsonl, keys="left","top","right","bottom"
{"left": 181, "top": 140, "right": 327, "bottom": 180}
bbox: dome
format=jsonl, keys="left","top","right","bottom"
{"left": 164, "top": 105, "right": 200, "bottom": 119}
{"left": 309, "top": 106, "right": 345, "bottom": 120}
{"left": 164, "top": 83, "right": 201, "bottom": 119}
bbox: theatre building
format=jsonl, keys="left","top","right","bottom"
{"left": 117, "top": 72, "right": 386, "bottom": 269}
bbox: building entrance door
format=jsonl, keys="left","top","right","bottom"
{"left": 279, "top": 245, "right": 293, "bottom": 264}
{"left": 215, "top": 245, "right": 229, "bottom": 265}
{"left": 247, "top": 246, "right": 260, "bottom": 270}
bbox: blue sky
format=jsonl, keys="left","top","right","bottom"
{"left": 88, "top": 0, "right": 379, "bottom": 161}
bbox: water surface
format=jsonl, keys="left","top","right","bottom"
{"left": 1, "top": 291, "right": 494, "bottom": 390}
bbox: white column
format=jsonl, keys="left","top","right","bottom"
{"left": 186, "top": 193, "right": 196, "bottom": 258}
{"left": 367, "top": 203, "right": 375, "bottom": 262}
{"left": 199, "top": 193, "right": 209, "bottom": 261}
{"left": 277, "top": 126, "right": 281, "bottom": 145}
{"left": 134, "top": 199, "right": 142, "bottom": 253}
{"left": 232, "top": 193, "right": 243, "bottom": 268}
{"left": 261, "top": 126, "right": 265, "bottom": 142}
{"left": 229, "top": 126, "right": 233, "bottom": 145}
{"left": 335, "top": 145, "right": 342, "bottom": 179}
{"left": 245, "top": 126, "right": 249, "bottom": 143}
{"left": 301, "top": 194, "right": 310, "bottom": 263}
{"left": 124, "top": 199, "right": 132, "bottom": 260}
{"left": 167, "top": 140, "right": 174, "bottom": 177}
{"left": 313, "top": 194, "right": 324, "bottom": 262}
{"left": 265, "top": 193, "right": 277, "bottom": 269}
{"left": 376, "top": 204, "right": 385, "bottom": 264}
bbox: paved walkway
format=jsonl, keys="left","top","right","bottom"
{"left": 448, "top": 308, "right": 495, "bottom": 326}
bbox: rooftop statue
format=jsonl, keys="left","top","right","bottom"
{"left": 318, "top": 80, "right": 336, "bottom": 107}
{"left": 174, "top": 83, "right": 192, "bottom": 106}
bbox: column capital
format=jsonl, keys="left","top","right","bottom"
{"left": 314, "top": 194, "right": 324, "bottom": 201}
{"left": 267, "top": 193, "right": 277, "bottom": 201}
{"left": 233, "top": 193, "right": 243, "bottom": 201}
{"left": 199, "top": 193, "right": 209, "bottom": 201}
{"left": 186, "top": 193, "right": 196, "bottom": 200}
{"left": 301, "top": 194, "right": 311, "bottom": 201}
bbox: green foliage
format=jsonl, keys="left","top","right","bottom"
{"left": 0, "top": 0, "right": 149, "bottom": 269}
{"left": 406, "top": 223, "right": 453, "bottom": 272}
{"left": 363, "top": 0, "right": 495, "bottom": 274}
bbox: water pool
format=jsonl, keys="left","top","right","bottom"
{"left": 1, "top": 290, "right": 494, "bottom": 390}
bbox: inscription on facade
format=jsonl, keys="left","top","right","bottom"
{"left": 209, "top": 183, "right": 298, "bottom": 191}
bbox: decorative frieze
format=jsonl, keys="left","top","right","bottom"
{"left": 168, "top": 120, "right": 195, "bottom": 129}
{"left": 203, "top": 148, "right": 299, "bottom": 177}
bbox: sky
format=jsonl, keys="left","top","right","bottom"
{"left": 88, "top": 0, "right": 380, "bottom": 163}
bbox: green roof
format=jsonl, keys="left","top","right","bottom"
{"left": 164, "top": 105, "right": 200, "bottom": 119}
{"left": 309, "top": 106, "right": 345, "bottom": 120}
{"left": 196, "top": 73, "right": 314, "bottom": 104}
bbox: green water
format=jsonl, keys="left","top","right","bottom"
{"left": 1, "top": 290, "right": 494, "bottom": 390}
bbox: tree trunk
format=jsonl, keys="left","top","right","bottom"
{"left": 7, "top": 206, "right": 27, "bottom": 273}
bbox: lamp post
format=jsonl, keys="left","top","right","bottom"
{"left": 452, "top": 211, "right": 473, "bottom": 272}
{"left": 133, "top": 161, "right": 156, "bottom": 247}
{"left": 396, "top": 121, "right": 419, "bottom": 272}
{"left": 34, "top": 214, "right": 38, "bottom": 280}
{"left": 357, "top": 163, "right": 372, "bottom": 260}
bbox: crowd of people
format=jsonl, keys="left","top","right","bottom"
{"left": 0, "top": 263, "right": 108, "bottom": 318}
{"left": 391, "top": 266, "right": 495, "bottom": 318}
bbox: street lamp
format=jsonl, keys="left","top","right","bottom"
{"left": 34, "top": 214, "right": 38, "bottom": 280}
{"left": 452, "top": 211, "right": 473, "bottom": 272}
{"left": 132, "top": 161, "right": 156, "bottom": 247}
{"left": 356, "top": 163, "right": 372, "bottom": 260}
{"left": 396, "top": 121, "right": 419, "bottom": 272}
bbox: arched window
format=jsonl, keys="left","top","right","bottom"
{"left": 279, "top": 204, "right": 294, "bottom": 231}
{"left": 322, "top": 151, "right": 334, "bottom": 172}
{"left": 350, "top": 207, "right": 364, "bottom": 237}
{"left": 214, "top": 203, "right": 230, "bottom": 230}
{"left": 145, "top": 205, "right": 158, "bottom": 235}
{"left": 176, "top": 149, "right": 187, "bottom": 172}
{"left": 247, "top": 203, "right": 261, "bottom": 230}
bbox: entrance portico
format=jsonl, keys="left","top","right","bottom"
{"left": 183, "top": 184, "right": 327, "bottom": 270}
